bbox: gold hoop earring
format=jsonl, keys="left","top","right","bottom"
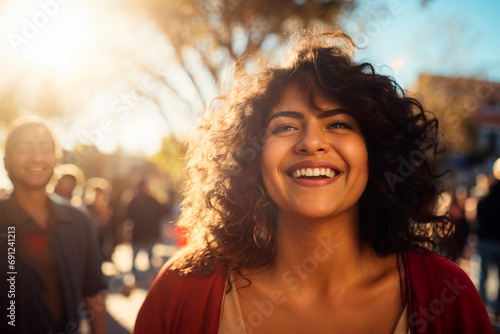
{"left": 253, "top": 223, "right": 272, "bottom": 249}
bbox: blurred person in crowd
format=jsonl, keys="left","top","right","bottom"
{"left": 477, "top": 178, "right": 500, "bottom": 314}
{"left": 449, "top": 185, "right": 471, "bottom": 260}
{"left": 135, "top": 31, "right": 492, "bottom": 333}
{"left": 54, "top": 173, "right": 77, "bottom": 200}
{"left": 52, "top": 164, "right": 85, "bottom": 204}
{"left": 126, "top": 177, "right": 164, "bottom": 279}
{"left": 85, "top": 177, "right": 115, "bottom": 262}
{"left": 470, "top": 173, "right": 491, "bottom": 200}
{"left": 174, "top": 224, "right": 187, "bottom": 248}
{"left": 0, "top": 116, "right": 106, "bottom": 334}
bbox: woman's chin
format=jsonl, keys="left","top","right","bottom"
{"left": 278, "top": 203, "right": 358, "bottom": 223}
{"left": 283, "top": 208, "right": 342, "bottom": 221}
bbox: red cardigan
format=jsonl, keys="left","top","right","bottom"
{"left": 134, "top": 250, "right": 493, "bottom": 333}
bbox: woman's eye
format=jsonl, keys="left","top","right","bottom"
{"left": 272, "top": 124, "right": 297, "bottom": 134}
{"left": 328, "top": 121, "right": 351, "bottom": 130}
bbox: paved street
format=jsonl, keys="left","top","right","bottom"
{"left": 106, "top": 287, "right": 148, "bottom": 333}
{"left": 87, "top": 243, "right": 178, "bottom": 334}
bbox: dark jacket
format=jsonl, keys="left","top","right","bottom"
{"left": 0, "top": 194, "right": 106, "bottom": 334}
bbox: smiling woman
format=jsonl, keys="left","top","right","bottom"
{"left": 134, "top": 30, "right": 493, "bottom": 334}
{"left": 261, "top": 81, "right": 369, "bottom": 222}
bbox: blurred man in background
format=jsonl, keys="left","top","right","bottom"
{"left": 126, "top": 178, "right": 164, "bottom": 281}
{"left": 85, "top": 177, "right": 115, "bottom": 262}
{"left": 51, "top": 164, "right": 87, "bottom": 210}
{"left": 477, "top": 179, "right": 500, "bottom": 315}
{"left": 54, "top": 173, "right": 78, "bottom": 201}
{"left": 0, "top": 116, "right": 107, "bottom": 334}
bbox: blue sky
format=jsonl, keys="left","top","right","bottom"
{"left": 342, "top": 0, "right": 500, "bottom": 89}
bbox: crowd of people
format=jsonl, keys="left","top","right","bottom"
{"left": 0, "top": 117, "right": 179, "bottom": 333}
{"left": 0, "top": 30, "right": 497, "bottom": 333}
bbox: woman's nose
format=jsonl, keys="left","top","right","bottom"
{"left": 294, "top": 124, "right": 330, "bottom": 154}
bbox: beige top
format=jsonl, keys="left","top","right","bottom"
{"left": 218, "top": 273, "right": 410, "bottom": 334}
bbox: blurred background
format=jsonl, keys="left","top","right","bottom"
{"left": 1, "top": 0, "right": 499, "bottom": 332}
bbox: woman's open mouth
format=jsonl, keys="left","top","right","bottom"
{"left": 288, "top": 167, "right": 342, "bottom": 187}
{"left": 290, "top": 167, "right": 339, "bottom": 179}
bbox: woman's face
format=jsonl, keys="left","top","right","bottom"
{"left": 260, "top": 82, "right": 369, "bottom": 221}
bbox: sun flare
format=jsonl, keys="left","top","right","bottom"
{"left": 4, "top": 1, "right": 97, "bottom": 72}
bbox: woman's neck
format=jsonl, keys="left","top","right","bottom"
{"left": 268, "top": 208, "right": 385, "bottom": 297}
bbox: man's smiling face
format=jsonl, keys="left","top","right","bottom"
{"left": 4, "top": 124, "right": 56, "bottom": 191}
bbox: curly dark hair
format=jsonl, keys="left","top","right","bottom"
{"left": 172, "top": 30, "right": 454, "bottom": 275}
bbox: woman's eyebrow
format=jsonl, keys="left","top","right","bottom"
{"left": 267, "top": 108, "right": 349, "bottom": 124}
{"left": 318, "top": 108, "right": 350, "bottom": 119}
{"left": 267, "top": 111, "right": 304, "bottom": 123}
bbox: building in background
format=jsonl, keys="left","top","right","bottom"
{"left": 413, "top": 74, "right": 500, "bottom": 158}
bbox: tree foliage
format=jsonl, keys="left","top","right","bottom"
{"left": 413, "top": 74, "right": 498, "bottom": 157}
{"left": 150, "top": 135, "right": 187, "bottom": 182}
{"left": 133, "top": 0, "right": 356, "bottom": 110}
{"left": 0, "top": 81, "right": 64, "bottom": 127}
{"left": 0, "top": 84, "right": 19, "bottom": 128}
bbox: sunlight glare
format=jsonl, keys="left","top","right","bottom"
{"left": 391, "top": 59, "right": 403, "bottom": 70}
{"left": 119, "top": 111, "right": 167, "bottom": 156}
{"left": 3, "top": 1, "right": 97, "bottom": 72}
{"left": 20, "top": 6, "right": 94, "bottom": 71}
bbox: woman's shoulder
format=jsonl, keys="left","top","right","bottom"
{"left": 405, "top": 249, "right": 477, "bottom": 300}
{"left": 134, "top": 258, "right": 228, "bottom": 334}
{"left": 404, "top": 249, "right": 493, "bottom": 333}
{"left": 405, "top": 249, "right": 469, "bottom": 282}
{"left": 152, "top": 258, "right": 228, "bottom": 292}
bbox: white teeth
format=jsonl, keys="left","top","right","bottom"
{"left": 291, "top": 167, "right": 338, "bottom": 178}
{"left": 29, "top": 167, "right": 43, "bottom": 171}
